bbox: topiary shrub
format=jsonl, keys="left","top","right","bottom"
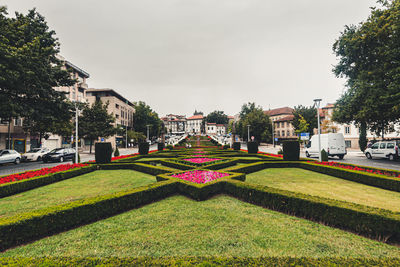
{"left": 166, "top": 144, "right": 173, "bottom": 150}
{"left": 158, "top": 143, "right": 164, "bottom": 151}
{"left": 139, "top": 142, "right": 150, "bottom": 155}
{"left": 277, "top": 149, "right": 283, "bottom": 155}
{"left": 223, "top": 144, "right": 230, "bottom": 149}
{"left": 233, "top": 142, "right": 241, "bottom": 150}
{"left": 95, "top": 142, "right": 112, "bottom": 164}
{"left": 247, "top": 142, "right": 258, "bottom": 154}
{"left": 114, "top": 147, "right": 120, "bottom": 157}
{"left": 321, "top": 149, "right": 329, "bottom": 162}
{"left": 282, "top": 141, "right": 300, "bottom": 161}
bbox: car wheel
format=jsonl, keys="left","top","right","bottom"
{"left": 14, "top": 158, "right": 20, "bottom": 164}
{"left": 305, "top": 151, "right": 310, "bottom": 158}
{"left": 389, "top": 154, "right": 395, "bottom": 161}
{"left": 37, "top": 156, "right": 42, "bottom": 162}
{"left": 366, "top": 152, "right": 372, "bottom": 159}
{"left": 59, "top": 156, "right": 64, "bottom": 163}
{"left": 338, "top": 155, "right": 344, "bottom": 160}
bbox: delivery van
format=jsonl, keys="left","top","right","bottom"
{"left": 305, "top": 133, "right": 346, "bottom": 159}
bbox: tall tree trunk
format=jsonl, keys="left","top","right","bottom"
{"left": 89, "top": 139, "right": 93, "bottom": 154}
{"left": 39, "top": 132, "right": 43, "bottom": 148}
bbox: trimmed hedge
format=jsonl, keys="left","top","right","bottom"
{"left": 0, "top": 166, "right": 96, "bottom": 198}
{"left": 225, "top": 179, "right": 400, "bottom": 244}
{"left": 233, "top": 142, "right": 241, "bottom": 150}
{"left": 0, "top": 180, "right": 177, "bottom": 251}
{"left": 157, "top": 142, "right": 164, "bottom": 151}
{"left": 283, "top": 141, "right": 300, "bottom": 161}
{"left": 138, "top": 142, "right": 150, "bottom": 155}
{"left": 95, "top": 142, "right": 112, "bottom": 164}
{"left": 160, "top": 159, "right": 196, "bottom": 170}
{"left": 99, "top": 163, "right": 178, "bottom": 175}
{"left": 247, "top": 142, "right": 258, "bottom": 153}
{"left": 301, "top": 162, "right": 400, "bottom": 192}
{"left": 1, "top": 257, "right": 399, "bottom": 266}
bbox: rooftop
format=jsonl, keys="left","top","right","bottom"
{"left": 264, "top": 107, "right": 294, "bottom": 117}
{"left": 87, "top": 88, "right": 133, "bottom": 106}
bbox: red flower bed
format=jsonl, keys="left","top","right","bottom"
{"left": 0, "top": 163, "right": 88, "bottom": 185}
{"left": 309, "top": 161, "right": 400, "bottom": 178}
{"left": 257, "top": 151, "right": 283, "bottom": 158}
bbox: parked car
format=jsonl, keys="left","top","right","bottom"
{"left": 42, "top": 148, "right": 76, "bottom": 163}
{"left": 22, "top": 147, "right": 50, "bottom": 162}
{"left": 364, "top": 141, "right": 400, "bottom": 161}
{"left": 305, "top": 133, "right": 347, "bottom": 159}
{"left": 0, "top": 149, "right": 21, "bottom": 164}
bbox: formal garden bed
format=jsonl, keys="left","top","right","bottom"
{"left": 1, "top": 140, "right": 400, "bottom": 265}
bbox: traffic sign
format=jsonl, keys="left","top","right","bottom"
{"left": 300, "top": 133, "right": 310, "bottom": 141}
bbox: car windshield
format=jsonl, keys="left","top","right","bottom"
{"left": 28, "top": 148, "right": 42, "bottom": 153}
{"left": 49, "top": 148, "right": 63, "bottom": 153}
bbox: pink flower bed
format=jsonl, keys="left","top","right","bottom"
{"left": 309, "top": 161, "right": 400, "bottom": 178}
{"left": 183, "top": 157, "right": 221, "bottom": 164}
{"left": 0, "top": 163, "right": 88, "bottom": 185}
{"left": 191, "top": 154, "right": 208, "bottom": 157}
{"left": 171, "top": 170, "right": 230, "bottom": 184}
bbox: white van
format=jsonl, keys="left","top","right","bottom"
{"left": 305, "top": 133, "right": 347, "bottom": 159}
{"left": 364, "top": 141, "right": 400, "bottom": 161}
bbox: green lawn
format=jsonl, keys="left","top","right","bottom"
{"left": 136, "top": 158, "right": 166, "bottom": 162}
{"left": 2, "top": 195, "right": 399, "bottom": 258}
{"left": 0, "top": 170, "right": 156, "bottom": 218}
{"left": 246, "top": 168, "right": 400, "bottom": 212}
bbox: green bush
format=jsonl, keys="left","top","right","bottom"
{"left": 166, "top": 144, "right": 173, "bottom": 150}
{"left": 114, "top": 147, "right": 120, "bottom": 157}
{"left": 95, "top": 142, "right": 112, "bottom": 164}
{"left": 247, "top": 142, "right": 258, "bottom": 153}
{"left": 0, "top": 166, "right": 96, "bottom": 198}
{"left": 138, "top": 142, "right": 149, "bottom": 155}
{"left": 157, "top": 143, "right": 164, "bottom": 151}
{"left": 282, "top": 141, "right": 300, "bottom": 161}
{"left": 0, "top": 180, "right": 178, "bottom": 251}
{"left": 277, "top": 149, "right": 283, "bottom": 155}
{"left": 100, "top": 162, "right": 177, "bottom": 175}
{"left": 321, "top": 149, "right": 329, "bottom": 161}
{"left": 233, "top": 142, "right": 241, "bottom": 150}
{"left": 223, "top": 144, "right": 230, "bottom": 149}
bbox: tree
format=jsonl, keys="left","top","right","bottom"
{"left": 206, "top": 110, "right": 228, "bottom": 125}
{"left": 295, "top": 115, "right": 310, "bottom": 135}
{"left": 132, "top": 101, "right": 162, "bottom": 139}
{"left": 79, "top": 101, "right": 116, "bottom": 153}
{"left": 127, "top": 130, "right": 146, "bottom": 144}
{"left": 0, "top": 7, "right": 75, "bottom": 147}
{"left": 332, "top": 0, "right": 400, "bottom": 138}
{"left": 321, "top": 118, "right": 338, "bottom": 134}
{"left": 238, "top": 103, "right": 272, "bottom": 143}
{"left": 292, "top": 105, "right": 318, "bottom": 137}
{"left": 359, "top": 122, "right": 368, "bottom": 152}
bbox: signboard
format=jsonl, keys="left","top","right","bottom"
{"left": 101, "top": 138, "right": 104, "bottom": 142}
{"left": 300, "top": 133, "right": 310, "bottom": 141}
{"left": 274, "top": 138, "right": 278, "bottom": 142}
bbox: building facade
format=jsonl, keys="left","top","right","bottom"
{"left": 186, "top": 114, "right": 204, "bottom": 134}
{"left": 161, "top": 114, "right": 186, "bottom": 135}
{"left": 86, "top": 89, "right": 135, "bottom": 148}
{"left": 264, "top": 107, "right": 297, "bottom": 142}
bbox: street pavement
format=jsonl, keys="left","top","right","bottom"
{"left": 0, "top": 144, "right": 158, "bottom": 177}
{"left": 2, "top": 143, "right": 400, "bottom": 176}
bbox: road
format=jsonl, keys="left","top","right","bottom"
{"left": 0, "top": 144, "right": 158, "bottom": 177}
{"left": 2, "top": 143, "right": 400, "bottom": 176}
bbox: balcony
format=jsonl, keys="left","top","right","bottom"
{"left": 78, "top": 82, "right": 88, "bottom": 90}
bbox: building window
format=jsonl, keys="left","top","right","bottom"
{"left": 345, "top": 126, "right": 350, "bottom": 134}
{"left": 287, "top": 130, "right": 290, "bottom": 136}
{"left": 345, "top": 140, "right": 352, "bottom": 148}
{"left": 282, "top": 130, "right": 285, "bottom": 137}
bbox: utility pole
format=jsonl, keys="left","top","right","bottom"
{"left": 146, "top": 125, "right": 150, "bottom": 142}
{"left": 74, "top": 100, "right": 79, "bottom": 164}
{"left": 314, "top": 99, "right": 322, "bottom": 162}
{"left": 247, "top": 125, "right": 250, "bottom": 142}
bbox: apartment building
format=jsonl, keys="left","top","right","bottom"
{"left": 86, "top": 89, "right": 135, "bottom": 148}
{"left": 264, "top": 107, "right": 297, "bottom": 142}
{"left": 0, "top": 57, "right": 90, "bottom": 152}
{"left": 320, "top": 104, "right": 400, "bottom": 149}
{"left": 161, "top": 114, "right": 187, "bottom": 135}
{"left": 186, "top": 114, "right": 204, "bottom": 134}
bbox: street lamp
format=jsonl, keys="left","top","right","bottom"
{"left": 247, "top": 125, "right": 250, "bottom": 142}
{"left": 271, "top": 119, "right": 275, "bottom": 147}
{"left": 146, "top": 125, "right": 151, "bottom": 142}
{"left": 314, "top": 98, "right": 322, "bottom": 162}
{"left": 73, "top": 97, "right": 81, "bottom": 164}
{"left": 125, "top": 100, "right": 129, "bottom": 149}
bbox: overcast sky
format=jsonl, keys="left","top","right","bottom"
{"left": 3, "top": 0, "right": 378, "bottom": 117}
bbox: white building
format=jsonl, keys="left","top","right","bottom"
{"left": 206, "top": 123, "right": 217, "bottom": 135}
{"left": 216, "top": 124, "right": 226, "bottom": 135}
{"left": 186, "top": 114, "right": 204, "bottom": 134}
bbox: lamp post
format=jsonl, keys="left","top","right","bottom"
{"left": 272, "top": 119, "right": 275, "bottom": 147}
{"left": 146, "top": 125, "right": 150, "bottom": 142}
{"left": 314, "top": 98, "right": 322, "bottom": 162}
{"left": 125, "top": 100, "right": 129, "bottom": 149}
{"left": 73, "top": 97, "right": 81, "bottom": 164}
{"left": 247, "top": 125, "right": 250, "bottom": 142}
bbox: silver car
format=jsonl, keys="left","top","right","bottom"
{"left": 0, "top": 149, "right": 22, "bottom": 164}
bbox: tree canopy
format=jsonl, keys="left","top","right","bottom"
{"left": 79, "top": 100, "right": 116, "bottom": 153}
{"left": 332, "top": 0, "right": 400, "bottom": 137}
{"left": 292, "top": 105, "right": 318, "bottom": 136}
{"left": 237, "top": 103, "right": 272, "bottom": 143}
{"left": 206, "top": 110, "right": 228, "bottom": 125}
{"left": 0, "top": 7, "right": 75, "bottom": 142}
{"left": 132, "top": 101, "right": 162, "bottom": 139}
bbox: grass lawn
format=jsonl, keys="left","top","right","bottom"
{"left": 136, "top": 158, "right": 166, "bottom": 162}
{"left": 0, "top": 170, "right": 156, "bottom": 219}
{"left": 246, "top": 168, "right": 400, "bottom": 212}
{"left": 2, "top": 195, "right": 399, "bottom": 258}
